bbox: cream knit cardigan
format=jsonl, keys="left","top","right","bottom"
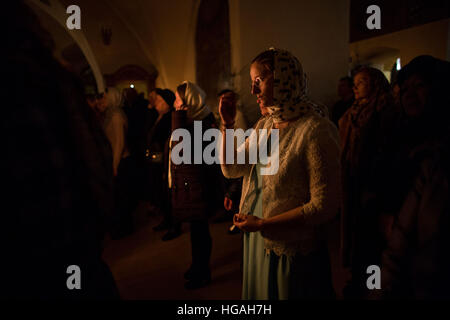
{"left": 221, "top": 110, "right": 341, "bottom": 256}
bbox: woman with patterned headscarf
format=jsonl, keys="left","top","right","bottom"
{"left": 169, "top": 81, "right": 222, "bottom": 290}
{"left": 220, "top": 48, "right": 341, "bottom": 299}
{"left": 338, "top": 67, "right": 396, "bottom": 298}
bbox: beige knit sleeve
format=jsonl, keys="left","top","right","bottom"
{"left": 220, "top": 117, "right": 266, "bottom": 179}
{"left": 300, "top": 121, "right": 341, "bottom": 226}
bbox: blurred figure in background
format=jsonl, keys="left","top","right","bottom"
{"left": 3, "top": 0, "right": 118, "bottom": 298}
{"left": 123, "top": 87, "right": 158, "bottom": 204}
{"left": 146, "top": 89, "right": 180, "bottom": 241}
{"left": 339, "top": 67, "right": 396, "bottom": 299}
{"left": 86, "top": 93, "right": 104, "bottom": 126}
{"left": 331, "top": 76, "right": 354, "bottom": 128}
{"left": 378, "top": 56, "right": 450, "bottom": 299}
{"left": 98, "top": 87, "right": 137, "bottom": 239}
{"left": 98, "top": 87, "right": 129, "bottom": 177}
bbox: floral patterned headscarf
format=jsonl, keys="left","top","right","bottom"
{"left": 269, "top": 48, "right": 327, "bottom": 123}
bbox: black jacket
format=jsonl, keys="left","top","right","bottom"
{"left": 169, "top": 111, "right": 222, "bottom": 222}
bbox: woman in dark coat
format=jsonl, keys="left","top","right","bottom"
{"left": 378, "top": 56, "right": 450, "bottom": 299}
{"left": 339, "top": 67, "right": 396, "bottom": 298}
{"left": 169, "top": 81, "right": 221, "bottom": 290}
{"left": 146, "top": 89, "right": 180, "bottom": 240}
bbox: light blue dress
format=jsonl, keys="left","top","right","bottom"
{"left": 241, "top": 164, "right": 335, "bottom": 300}
{"left": 242, "top": 164, "right": 293, "bottom": 300}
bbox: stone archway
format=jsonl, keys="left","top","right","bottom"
{"left": 27, "top": 0, "right": 105, "bottom": 92}
{"left": 104, "top": 64, "right": 156, "bottom": 96}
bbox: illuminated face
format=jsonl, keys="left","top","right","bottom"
{"left": 401, "top": 74, "right": 430, "bottom": 118}
{"left": 353, "top": 72, "right": 371, "bottom": 101}
{"left": 174, "top": 91, "right": 185, "bottom": 109}
{"left": 250, "top": 62, "right": 274, "bottom": 112}
{"left": 154, "top": 94, "right": 170, "bottom": 114}
{"left": 148, "top": 90, "right": 157, "bottom": 108}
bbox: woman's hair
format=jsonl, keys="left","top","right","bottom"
{"left": 154, "top": 88, "right": 175, "bottom": 108}
{"left": 397, "top": 55, "right": 435, "bottom": 87}
{"left": 251, "top": 49, "right": 275, "bottom": 72}
{"left": 355, "top": 67, "right": 390, "bottom": 97}
{"left": 354, "top": 66, "right": 392, "bottom": 111}
{"left": 176, "top": 82, "right": 187, "bottom": 104}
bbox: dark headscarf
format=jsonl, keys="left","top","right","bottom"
{"left": 397, "top": 55, "right": 450, "bottom": 138}
{"left": 348, "top": 67, "right": 392, "bottom": 129}
{"left": 155, "top": 88, "right": 175, "bottom": 109}
{"left": 339, "top": 67, "right": 394, "bottom": 170}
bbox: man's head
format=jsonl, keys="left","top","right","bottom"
{"left": 337, "top": 76, "right": 353, "bottom": 100}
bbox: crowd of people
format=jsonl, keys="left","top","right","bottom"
{"left": 5, "top": 1, "right": 450, "bottom": 300}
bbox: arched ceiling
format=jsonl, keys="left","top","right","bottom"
{"left": 53, "top": 0, "right": 201, "bottom": 90}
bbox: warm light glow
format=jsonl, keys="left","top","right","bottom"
{"left": 130, "top": 84, "right": 134, "bottom": 88}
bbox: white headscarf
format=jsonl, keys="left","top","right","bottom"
{"left": 104, "top": 87, "right": 126, "bottom": 126}
{"left": 105, "top": 87, "right": 123, "bottom": 109}
{"left": 181, "top": 81, "right": 211, "bottom": 121}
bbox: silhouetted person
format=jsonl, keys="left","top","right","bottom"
{"left": 97, "top": 87, "right": 138, "bottom": 239}
{"left": 377, "top": 56, "right": 450, "bottom": 299}
{"left": 331, "top": 76, "right": 354, "bottom": 127}
{"left": 146, "top": 89, "right": 180, "bottom": 241}
{"left": 2, "top": 1, "right": 118, "bottom": 299}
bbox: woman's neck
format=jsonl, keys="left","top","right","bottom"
{"left": 356, "top": 97, "right": 369, "bottom": 106}
{"left": 274, "top": 121, "right": 289, "bottom": 129}
{"left": 273, "top": 115, "right": 302, "bottom": 129}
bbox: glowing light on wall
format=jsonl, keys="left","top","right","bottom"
{"left": 396, "top": 58, "right": 401, "bottom": 71}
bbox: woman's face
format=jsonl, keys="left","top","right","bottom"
{"left": 86, "top": 97, "right": 97, "bottom": 109}
{"left": 174, "top": 91, "right": 185, "bottom": 110}
{"left": 96, "top": 94, "right": 108, "bottom": 113}
{"left": 353, "top": 72, "right": 371, "bottom": 101}
{"left": 154, "top": 94, "right": 170, "bottom": 114}
{"left": 250, "top": 62, "right": 274, "bottom": 111}
{"left": 400, "top": 74, "right": 430, "bottom": 118}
